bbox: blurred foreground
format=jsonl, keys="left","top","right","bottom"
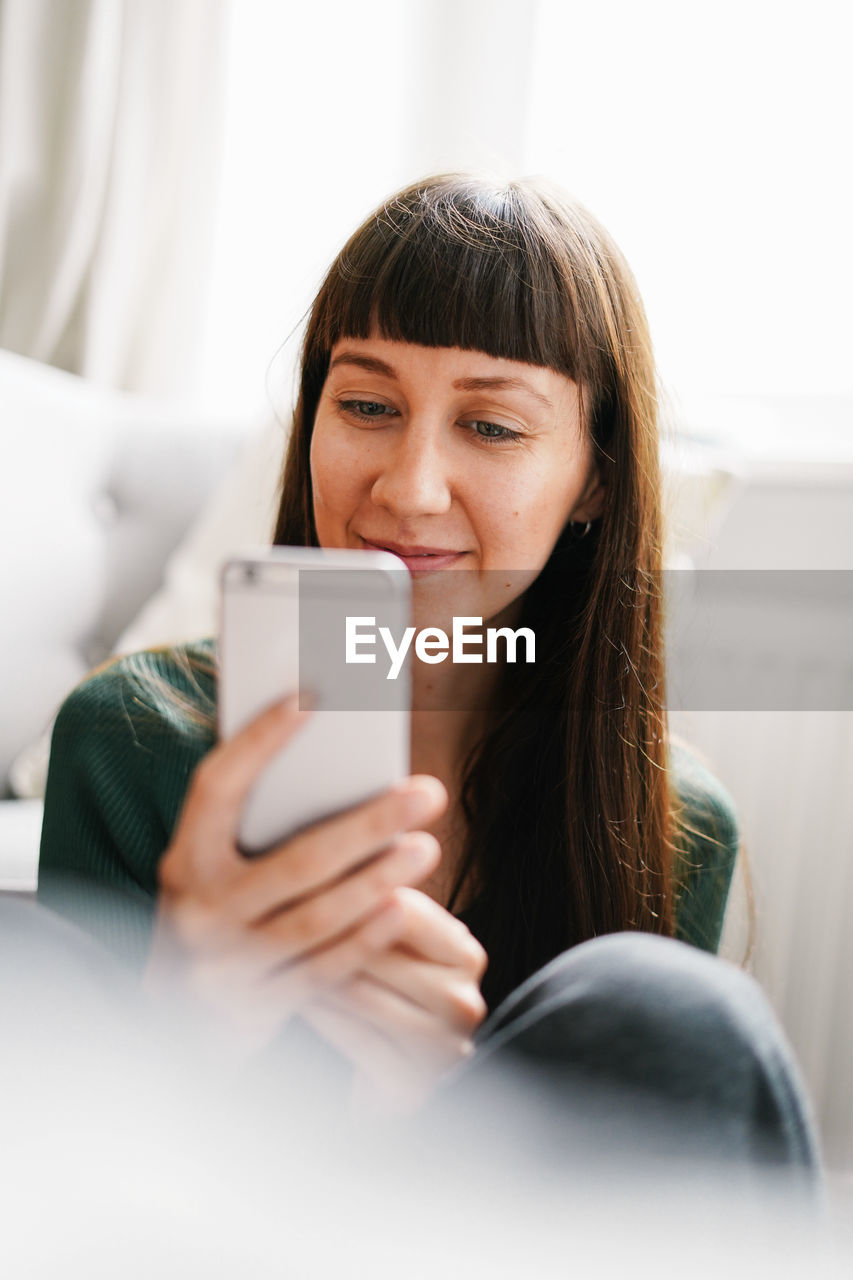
{"left": 1, "top": 899, "right": 848, "bottom": 1278}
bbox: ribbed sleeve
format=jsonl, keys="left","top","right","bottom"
{"left": 37, "top": 642, "right": 216, "bottom": 972}
{"left": 669, "top": 740, "right": 739, "bottom": 953}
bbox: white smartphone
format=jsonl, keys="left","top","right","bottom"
{"left": 219, "top": 546, "right": 412, "bottom": 856}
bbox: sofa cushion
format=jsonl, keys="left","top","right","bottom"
{"left": 0, "top": 348, "right": 246, "bottom": 785}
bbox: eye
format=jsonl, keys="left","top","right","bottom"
{"left": 338, "top": 399, "right": 396, "bottom": 420}
{"left": 464, "top": 420, "right": 523, "bottom": 445}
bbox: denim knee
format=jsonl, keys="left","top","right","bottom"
{"left": 472, "top": 933, "right": 819, "bottom": 1174}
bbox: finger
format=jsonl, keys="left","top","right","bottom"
{"left": 171, "top": 895, "right": 409, "bottom": 1045}
{"left": 163, "top": 829, "right": 434, "bottom": 960}
{"left": 385, "top": 887, "right": 489, "bottom": 975}
{"left": 222, "top": 775, "right": 447, "bottom": 922}
{"left": 358, "top": 950, "right": 488, "bottom": 1033}
{"left": 175, "top": 695, "right": 313, "bottom": 858}
{"left": 321, "top": 977, "right": 475, "bottom": 1073}
{"left": 251, "top": 895, "right": 409, "bottom": 1009}
{"left": 245, "top": 832, "right": 439, "bottom": 960}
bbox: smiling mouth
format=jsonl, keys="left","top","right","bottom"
{"left": 358, "top": 538, "right": 467, "bottom": 573}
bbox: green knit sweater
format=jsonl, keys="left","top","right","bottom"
{"left": 37, "top": 640, "right": 740, "bottom": 995}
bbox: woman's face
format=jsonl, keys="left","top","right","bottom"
{"left": 310, "top": 335, "right": 604, "bottom": 630}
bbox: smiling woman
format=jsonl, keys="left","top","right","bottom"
{"left": 36, "top": 174, "right": 819, "bottom": 1177}
{"left": 272, "top": 174, "right": 677, "bottom": 976}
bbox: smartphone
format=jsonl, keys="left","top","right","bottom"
{"left": 219, "top": 546, "right": 412, "bottom": 856}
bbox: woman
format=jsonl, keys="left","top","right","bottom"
{"left": 37, "top": 175, "right": 816, "bottom": 1170}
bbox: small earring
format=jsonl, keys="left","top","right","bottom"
{"left": 569, "top": 520, "right": 592, "bottom": 538}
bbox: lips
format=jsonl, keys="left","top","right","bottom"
{"left": 359, "top": 537, "right": 467, "bottom": 574}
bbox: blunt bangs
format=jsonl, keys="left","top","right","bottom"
{"left": 310, "top": 178, "right": 602, "bottom": 386}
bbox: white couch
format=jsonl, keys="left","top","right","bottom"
{"left": 0, "top": 349, "right": 260, "bottom": 888}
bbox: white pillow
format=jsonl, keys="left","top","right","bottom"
{"left": 9, "top": 417, "right": 286, "bottom": 799}
{"left": 114, "top": 416, "right": 285, "bottom": 652}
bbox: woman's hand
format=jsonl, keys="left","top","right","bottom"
{"left": 301, "top": 888, "right": 489, "bottom": 1114}
{"left": 143, "top": 695, "right": 447, "bottom": 1056}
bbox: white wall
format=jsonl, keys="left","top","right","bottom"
{"left": 668, "top": 400, "right": 853, "bottom": 1168}
{"left": 525, "top": 0, "right": 853, "bottom": 401}
{"left": 196, "top": 1, "right": 852, "bottom": 418}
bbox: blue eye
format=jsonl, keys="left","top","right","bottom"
{"left": 340, "top": 399, "right": 393, "bottom": 419}
{"left": 337, "top": 399, "right": 521, "bottom": 444}
{"left": 468, "top": 420, "right": 522, "bottom": 444}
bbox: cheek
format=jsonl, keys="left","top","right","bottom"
{"left": 309, "top": 421, "right": 363, "bottom": 525}
{"left": 475, "top": 459, "right": 580, "bottom": 563}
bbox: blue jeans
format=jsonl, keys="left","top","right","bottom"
{"left": 426, "top": 933, "right": 820, "bottom": 1191}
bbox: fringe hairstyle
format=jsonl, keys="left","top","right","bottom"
{"left": 272, "top": 174, "right": 685, "bottom": 1010}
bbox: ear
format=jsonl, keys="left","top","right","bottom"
{"left": 570, "top": 464, "right": 606, "bottom": 523}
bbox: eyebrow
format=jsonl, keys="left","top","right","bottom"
{"left": 328, "top": 353, "right": 397, "bottom": 377}
{"left": 452, "top": 376, "right": 554, "bottom": 412}
{"left": 327, "top": 352, "right": 555, "bottom": 412}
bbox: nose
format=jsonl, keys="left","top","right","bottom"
{"left": 369, "top": 423, "right": 453, "bottom": 518}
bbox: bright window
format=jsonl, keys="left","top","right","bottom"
{"left": 524, "top": 0, "right": 852, "bottom": 398}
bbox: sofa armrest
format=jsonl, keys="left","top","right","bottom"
{"left": 0, "top": 800, "right": 44, "bottom": 892}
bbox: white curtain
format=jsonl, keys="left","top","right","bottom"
{"left": 0, "top": 0, "right": 227, "bottom": 395}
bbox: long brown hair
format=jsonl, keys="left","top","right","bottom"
{"left": 274, "top": 174, "right": 680, "bottom": 1010}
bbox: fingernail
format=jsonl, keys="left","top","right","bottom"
{"left": 403, "top": 837, "right": 436, "bottom": 873}
{"left": 398, "top": 786, "right": 439, "bottom": 825}
{"left": 395, "top": 775, "right": 444, "bottom": 822}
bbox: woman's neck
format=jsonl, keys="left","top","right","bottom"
{"left": 409, "top": 655, "right": 499, "bottom": 777}
{"left": 408, "top": 658, "right": 500, "bottom": 913}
